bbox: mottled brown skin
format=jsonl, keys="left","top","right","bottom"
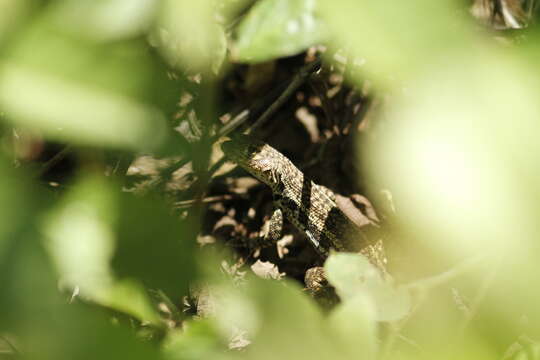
{"left": 221, "top": 134, "right": 373, "bottom": 256}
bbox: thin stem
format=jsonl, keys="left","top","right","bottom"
{"left": 174, "top": 194, "right": 234, "bottom": 208}
{"left": 456, "top": 260, "right": 499, "bottom": 336}
{"left": 207, "top": 156, "right": 228, "bottom": 177}
{"left": 404, "top": 254, "right": 488, "bottom": 292}
{"left": 381, "top": 254, "right": 490, "bottom": 358}
{"left": 216, "top": 109, "right": 250, "bottom": 139}
{"left": 39, "top": 145, "right": 72, "bottom": 177}
{"left": 249, "top": 59, "right": 321, "bottom": 133}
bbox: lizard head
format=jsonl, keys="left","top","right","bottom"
{"left": 221, "top": 134, "right": 283, "bottom": 189}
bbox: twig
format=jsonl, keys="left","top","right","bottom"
{"left": 207, "top": 156, "right": 228, "bottom": 176}
{"left": 167, "top": 158, "right": 191, "bottom": 179}
{"left": 39, "top": 145, "right": 72, "bottom": 177}
{"left": 249, "top": 58, "right": 321, "bottom": 133}
{"left": 216, "top": 109, "right": 250, "bottom": 139}
{"left": 111, "top": 153, "right": 135, "bottom": 177}
{"left": 174, "top": 194, "right": 234, "bottom": 208}
{"left": 215, "top": 58, "right": 321, "bottom": 139}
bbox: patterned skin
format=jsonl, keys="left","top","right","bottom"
{"left": 221, "top": 134, "right": 372, "bottom": 256}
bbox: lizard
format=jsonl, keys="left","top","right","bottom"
{"left": 221, "top": 134, "right": 386, "bottom": 271}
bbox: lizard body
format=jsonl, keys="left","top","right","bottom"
{"left": 221, "top": 134, "right": 376, "bottom": 257}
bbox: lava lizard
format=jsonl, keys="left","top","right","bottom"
{"left": 221, "top": 134, "right": 386, "bottom": 270}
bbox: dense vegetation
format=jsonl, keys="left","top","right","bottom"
{"left": 1, "top": 1, "right": 540, "bottom": 359}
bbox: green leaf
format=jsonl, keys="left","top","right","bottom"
{"left": 97, "top": 279, "right": 161, "bottom": 325}
{"left": 208, "top": 276, "right": 336, "bottom": 359}
{"left": 47, "top": 0, "right": 158, "bottom": 41}
{"left": 112, "top": 192, "right": 197, "bottom": 300}
{"left": 325, "top": 252, "right": 412, "bottom": 322}
{"left": 163, "top": 320, "right": 228, "bottom": 360}
{"left": 0, "top": 18, "right": 170, "bottom": 150}
{"left": 0, "top": 228, "right": 60, "bottom": 332}
{"left": 0, "top": 0, "right": 38, "bottom": 46}
{"left": 367, "top": 282, "right": 412, "bottom": 322}
{"left": 156, "top": 1, "right": 227, "bottom": 73}
{"left": 41, "top": 176, "right": 170, "bottom": 323}
{"left": 0, "top": 156, "right": 29, "bottom": 261}
{"left": 233, "top": 0, "right": 327, "bottom": 63}
{"left": 24, "top": 304, "right": 164, "bottom": 360}
{"left": 42, "top": 176, "right": 117, "bottom": 296}
{"left": 325, "top": 252, "right": 383, "bottom": 300}
{"left": 318, "top": 0, "right": 469, "bottom": 85}
{"left": 0, "top": 156, "right": 60, "bottom": 330}
{"left": 327, "top": 294, "right": 378, "bottom": 359}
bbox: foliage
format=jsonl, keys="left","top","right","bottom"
{"left": 1, "top": 0, "right": 540, "bottom": 359}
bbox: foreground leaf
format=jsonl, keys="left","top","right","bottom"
{"left": 156, "top": 1, "right": 227, "bottom": 73}
{"left": 327, "top": 294, "right": 378, "bottom": 359}
{"left": 0, "top": 16, "right": 169, "bottom": 150}
{"left": 233, "top": 0, "right": 327, "bottom": 63}
{"left": 325, "top": 252, "right": 411, "bottom": 322}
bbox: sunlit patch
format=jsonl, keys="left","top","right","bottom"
{"left": 368, "top": 61, "right": 540, "bottom": 259}
{"left": 413, "top": 138, "right": 484, "bottom": 211}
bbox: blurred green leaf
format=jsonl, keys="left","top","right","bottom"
{"left": 47, "top": 0, "right": 158, "bottom": 41}
{"left": 0, "top": 229, "right": 60, "bottom": 332}
{"left": 506, "top": 341, "right": 540, "bottom": 360}
{"left": 327, "top": 294, "right": 378, "bottom": 359}
{"left": 0, "top": 156, "right": 29, "bottom": 260}
{"left": 43, "top": 175, "right": 116, "bottom": 295}
{"left": 0, "top": 166, "right": 62, "bottom": 333}
{"left": 98, "top": 279, "right": 161, "bottom": 324}
{"left": 325, "top": 253, "right": 411, "bottom": 322}
{"left": 367, "top": 56, "right": 540, "bottom": 260}
{"left": 112, "top": 192, "right": 197, "bottom": 300}
{"left": 155, "top": 1, "right": 227, "bottom": 73}
{"left": 0, "top": 60, "right": 165, "bottom": 149}
{"left": 23, "top": 304, "right": 164, "bottom": 360}
{"left": 233, "top": 0, "right": 327, "bottom": 63}
{"left": 325, "top": 252, "right": 383, "bottom": 300}
{"left": 210, "top": 283, "right": 260, "bottom": 338}
{"left": 217, "top": 0, "right": 254, "bottom": 24}
{"left": 318, "top": 0, "right": 472, "bottom": 85}
{"left": 0, "top": 0, "right": 41, "bottom": 47}
{"left": 42, "top": 175, "right": 160, "bottom": 323}
{"left": 370, "top": 284, "right": 412, "bottom": 322}
{"left": 3, "top": 243, "right": 164, "bottom": 359}
{"left": 0, "top": 156, "right": 58, "bottom": 330}
{"left": 211, "top": 278, "right": 335, "bottom": 360}
{"left": 0, "top": 16, "right": 171, "bottom": 150}
{"left": 42, "top": 179, "right": 197, "bottom": 319}
{"left": 163, "top": 320, "right": 228, "bottom": 360}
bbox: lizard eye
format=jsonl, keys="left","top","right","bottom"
{"left": 261, "top": 168, "right": 272, "bottom": 178}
